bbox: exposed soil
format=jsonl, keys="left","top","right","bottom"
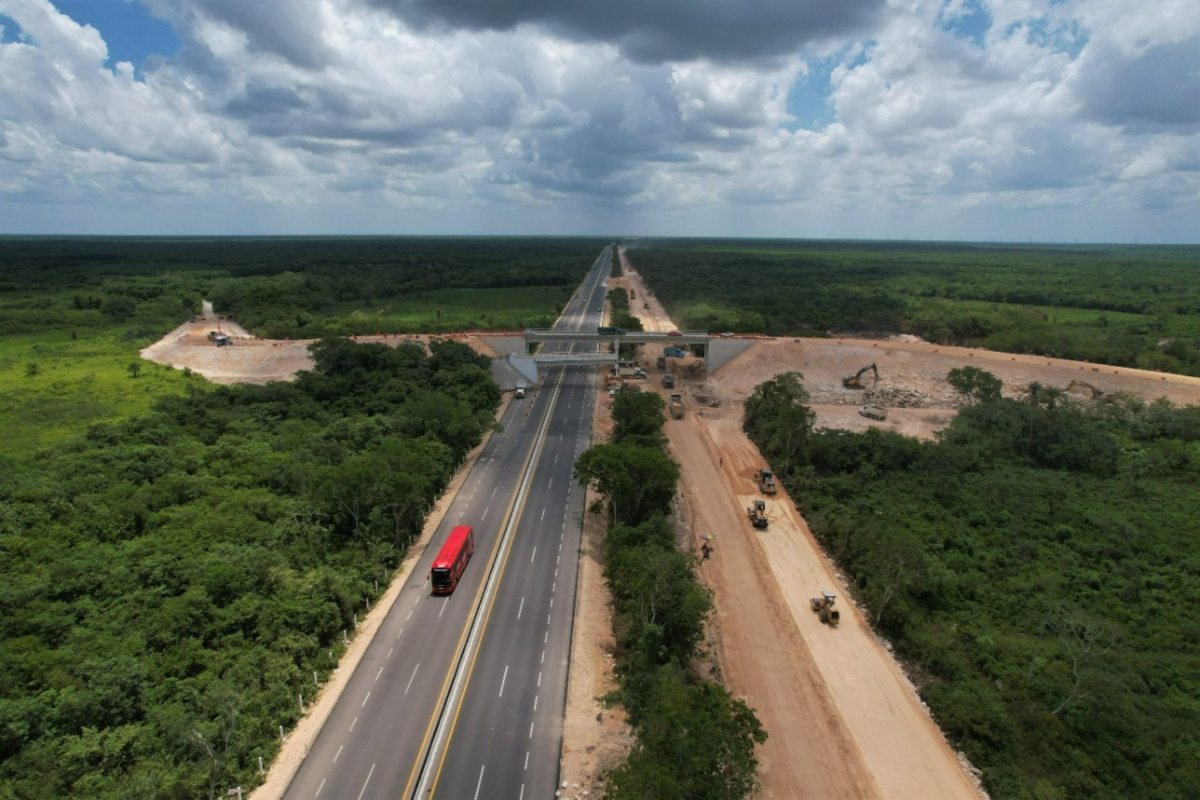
{"left": 716, "top": 336, "right": 1200, "bottom": 441}
{"left": 140, "top": 305, "right": 500, "bottom": 383}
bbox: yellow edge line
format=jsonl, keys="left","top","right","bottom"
{"left": 397, "top": 413, "right": 542, "bottom": 799}
{"left": 403, "top": 255, "right": 599, "bottom": 798}
{"left": 426, "top": 371, "right": 563, "bottom": 798}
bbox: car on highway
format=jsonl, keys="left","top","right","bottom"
{"left": 667, "top": 330, "right": 681, "bottom": 336}
{"left": 720, "top": 331, "right": 735, "bottom": 337}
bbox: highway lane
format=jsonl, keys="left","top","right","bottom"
{"left": 283, "top": 246, "right": 611, "bottom": 800}
{"left": 428, "top": 368, "right": 594, "bottom": 799}
{"left": 428, "top": 253, "right": 607, "bottom": 798}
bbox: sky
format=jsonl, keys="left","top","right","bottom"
{"left": 0, "top": 0, "right": 1197, "bottom": 242}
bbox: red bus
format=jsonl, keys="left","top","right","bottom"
{"left": 431, "top": 525, "right": 475, "bottom": 595}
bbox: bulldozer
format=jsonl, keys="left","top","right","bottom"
{"left": 746, "top": 499, "right": 768, "bottom": 529}
{"left": 757, "top": 468, "right": 777, "bottom": 495}
{"left": 810, "top": 592, "right": 841, "bottom": 627}
{"left": 842, "top": 363, "right": 879, "bottom": 389}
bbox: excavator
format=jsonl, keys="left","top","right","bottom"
{"left": 842, "top": 363, "right": 880, "bottom": 389}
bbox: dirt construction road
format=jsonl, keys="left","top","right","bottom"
{"left": 618, "top": 246, "right": 1200, "bottom": 799}
{"left": 620, "top": 247, "right": 984, "bottom": 799}
{"left": 670, "top": 409, "right": 981, "bottom": 799}
{"left": 672, "top": 419, "right": 880, "bottom": 799}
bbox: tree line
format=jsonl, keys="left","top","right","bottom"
{"left": 0, "top": 237, "right": 602, "bottom": 339}
{"left": 742, "top": 371, "right": 1200, "bottom": 798}
{"left": 0, "top": 337, "right": 499, "bottom": 799}
{"left": 628, "top": 240, "right": 1200, "bottom": 376}
{"left": 575, "top": 391, "right": 766, "bottom": 799}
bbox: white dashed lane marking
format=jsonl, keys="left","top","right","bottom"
{"left": 405, "top": 664, "right": 420, "bottom": 695}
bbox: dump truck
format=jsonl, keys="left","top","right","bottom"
{"left": 661, "top": 373, "right": 675, "bottom": 389}
{"left": 746, "top": 499, "right": 768, "bottom": 529}
{"left": 859, "top": 404, "right": 887, "bottom": 420}
{"left": 810, "top": 592, "right": 840, "bottom": 627}
{"left": 757, "top": 469, "right": 777, "bottom": 495}
{"left": 842, "top": 363, "right": 879, "bottom": 389}
{"left": 668, "top": 393, "right": 684, "bottom": 419}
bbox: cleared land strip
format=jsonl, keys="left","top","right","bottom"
{"left": 622, "top": 253, "right": 983, "bottom": 799}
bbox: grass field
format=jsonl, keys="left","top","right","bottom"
{"left": 327, "top": 285, "right": 568, "bottom": 333}
{"left": 0, "top": 329, "right": 200, "bottom": 454}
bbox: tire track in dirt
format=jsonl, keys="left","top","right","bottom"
{"left": 671, "top": 420, "right": 880, "bottom": 800}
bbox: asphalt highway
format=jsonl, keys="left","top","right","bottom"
{"left": 283, "top": 246, "right": 610, "bottom": 800}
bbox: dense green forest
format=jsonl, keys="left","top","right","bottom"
{"left": 0, "top": 236, "right": 598, "bottom": 340}
{"left": 0, "top": 237, "right": 592, "bottom": 797}
{"left": 626, "top": 240, "right": 1200, "bottom": 375}
{"left": 0, "top": 337, "right": 499, "bottom": 799}
{"left": 743, "top": 372, "right": 1200, "bottom": 799}
{"left": 0, "top": 237, "right": 595, "bottom": 450}
{"left": 575, "top": 392, "right": 765, "bottom": 799}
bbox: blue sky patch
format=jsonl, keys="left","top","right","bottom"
{"left": 786, "top": 47, "right": 870, "bottom": 131}
{"left": 940, "top": 0, "right": 990, "bottom": 47}
{"left": 53, "top": 0, "right": 180, "bottom": 68}
{"left": 786, "top": 61, "right": 836, "bottom": 131}
{"left": 0, "top": 13, "right": 24, "bottom": 44}
{"left": 1022, "top": 17, "right": 1089, "bottom": 58}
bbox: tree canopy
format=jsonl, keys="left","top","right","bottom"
{"left": 576, "top": 368, "right": 765, "bottom": 799}
{"left": 742, "top": 376, "right": 1200, "bottom": 799}
{"left": 0, "top": 338, "right": 498, "bottom": 799}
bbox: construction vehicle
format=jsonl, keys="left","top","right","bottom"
{"left": 810, "top": 592, "right": 840, "bottom": 627}
{"left": 208, "top": 331, "right": 232, "bottom": 347}
{"left": 618, "top": 364, "right": 645, "bottom": 378}
{"left": 746, "top": 499, "right": 768, "bottom": 529}
{"left": 668, "top": 394, "right": 684, "bottom": 419}
{"left": 859, "top": 404, "right": 887, "bottom": 421}
{"left": 661, "top": 373, "right": 675, "bottom": 388}
{"left": 842, "top": 363, "right": 879, "bottom": 389}
{"left": 757, "top": 468, "right": 777, "bottom": 495}
{"left": 1066, "top": 380, "right": 1104, "bottom": 399}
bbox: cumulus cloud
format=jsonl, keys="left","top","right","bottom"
{"left": 0, "top": 0, "right": 1196, "bottom": 239}
{"left": 1071, "top": 37, "right": 1200, "bottom": 128}
{"left": 371, "top": 0, "right": 884, "bottom": 64}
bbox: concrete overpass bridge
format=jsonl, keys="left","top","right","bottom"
{"left": 486, "top": 329, "right": 753, "bottom": 389}
{"left": 522, "top": 329, "right": 713, "bottom": 347}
